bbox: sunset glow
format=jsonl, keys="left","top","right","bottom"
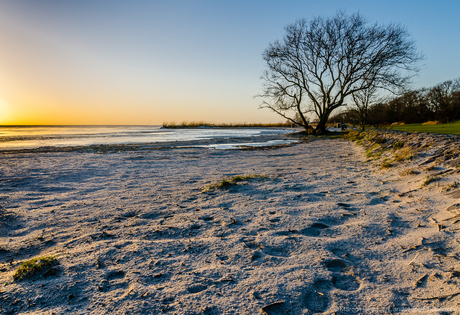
{"left": 0, "top": 0, "right": 459, "bottom": 125}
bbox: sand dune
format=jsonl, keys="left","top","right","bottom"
{"left": 1, "top": 134, "right": 460, "bottom": 314}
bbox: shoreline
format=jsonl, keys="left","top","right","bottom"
{"left": 0, "top": 126, "right": 300, "bottom": 153}
{"left": 1, "top": 133, "right": 460, "bottom": 314}
{"left": 0, "top": 132, "right": 304, "bottom": 154}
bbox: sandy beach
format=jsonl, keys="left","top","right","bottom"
{"left": 2, "top": 133, "right": 460, "bottom": 314}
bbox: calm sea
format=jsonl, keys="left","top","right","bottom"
{"left": 0, "top": 126, "right": 296, "bottom": 151}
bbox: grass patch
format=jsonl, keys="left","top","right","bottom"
{"left": 393, "top": 147, "right": 413, "bottom": 162}
{"left": 422, "top": 175, "right": 440, "bottom": 187}
{"left": 399, "top": 169, "right": 420, "bottom": 176}
{"left": 344, "top": 130, "right": 364, "bottom": 141}
{"left": 365, "top": 144, "right": 383, "bottom": 160}
{"left": 203, "top": 174, "right": 268, "bottom": 192}
{"left": 347, "top": 129, "right": 417, "bottom": 165}
{"left": 381, "top": 161, "right": 393, "bottom": 169}
{"left": 386, "top": 120, "right": 460, "bottom": 135}
{"left": 425, "top": 165, "right": 437, "bottom": 171}
{"left": 393, "top": 141, "right": 404, "bottom": 150}
{"left": 13, "top": 256, "right": 58, "bottom": 281}
{"left": 373, "top": 137, "right": 387, "bottom": 144}
{"left": 442, "top": 181, "right": 459, "bottom": 192}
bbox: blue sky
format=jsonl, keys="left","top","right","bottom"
{"left": 0, "top": 0, "right": 458, "bottom": 124}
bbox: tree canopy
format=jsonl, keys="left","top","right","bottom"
{"left": 259, "top": 11, "right": 421, "bottom": 134}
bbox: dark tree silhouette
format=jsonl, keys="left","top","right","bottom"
{"left": 352, "top": 85, "right": 378, "bottom": 130}
{"left": 259, "top": 11, "right": 421, "bottom": 134}
{"left": 427, "top": 79, "right": 460, "bottom": 122}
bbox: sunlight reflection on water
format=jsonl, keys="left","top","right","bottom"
{"left": 0, "top": 126, "right": 294, "bottom": 150}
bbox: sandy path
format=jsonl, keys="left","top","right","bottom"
{"left": 1, "top": 138, "right": 460, "bottom": 314}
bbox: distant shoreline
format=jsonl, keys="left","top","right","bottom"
{"left": 0, "top": 123, "right": 296, "bottom": 129}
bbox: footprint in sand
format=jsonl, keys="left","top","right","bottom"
{"left": 99, "top": 270, "right": 128, "bottom": 292}
{"left": 262, "top": 245, "right": 292, "bottom": 257}
{"left": 303, "top": 273, "right": 360, "bottom": 313}
{"left": 261, "top": 301, "right": 289, "bottom": 314}
{"left": 304, "top": 279, "right": 332, "bottom": 313}
{"left": 242, "top": 237, "right": 259, "bottom": 250}
{"left": 324, "top": 258, "right": 361, "bottom": 292}
{"left": 300, "top": 222, "right": 330, "bottom": 237}
{"left": 251, "top": 250, "right": 264, "bottom": 261}
{"left": 187, "top": 283, "right": 208, "bottom": 294}
{"left": 105, "top": 270, "right": 126, "bottom": 281}
{"left": 332, "top": 274, "right": 360, "bottom": 291}
{"left": 324, "top": 259, "right": 348, "bottom": 272}
{"left": 329, "top": 247, "right": 348, "bottom": 257}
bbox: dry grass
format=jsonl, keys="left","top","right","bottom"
{"left": 422, "top": 175, "right": 440, "bottom": 187}
{"left": 381, "top": 160, "right": 393, "bottom": 169}
{"left": 442, "top": 181, "right": 459, "bottom": 192}
{"left": 399, "top": 169, "right": 420, "bottom": 176}
{"left": 393, "top": 147, "right": 413, "bottom": 162}
{"left": 346, "top": 130, "right": 415, "bottom": 165}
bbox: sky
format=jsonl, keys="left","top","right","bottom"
{"left": 0, "top": 0, "right": 459, "bottom": 125}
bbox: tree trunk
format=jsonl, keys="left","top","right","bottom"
{"left": 314, "top": 108, "right": 334, "bottom": 134}
{"left": 314, "top": 117, "right": 328, "bottom": 134}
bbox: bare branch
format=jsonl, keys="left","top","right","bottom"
{"left": 259, "top": 11, "right": 422, "bottom": 134}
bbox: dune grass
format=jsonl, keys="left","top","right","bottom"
{"left": 346, "top": 130, "right": 415, "bottom": 165}
{"left": 386, "top": 121, "right": 460, "bottom": 135}
{"left": 13, "top": 256, "right": 58, "bottom": 281}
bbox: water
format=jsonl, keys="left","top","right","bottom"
{"left": 0, "top": 126, "right": 296, "bottom": 151}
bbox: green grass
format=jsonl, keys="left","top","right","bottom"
{"left": 13, "top": 256, "right": 58, "bottom": 281}
{"left": 343, "top": 130, "right": 364, "bottom": 141}
{"left": 203, "top": 174, "right": 268, "bottom": 192}
{"left": 386, "top": 121, "right": 460, "bottom": 135}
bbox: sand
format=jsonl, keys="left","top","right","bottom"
{"left": 1, "top": 133, "right": 460, "bottom": 314}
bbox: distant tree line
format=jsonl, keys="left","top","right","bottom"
{"left": 331, "top": 78, "right": 460, "bottom": 127}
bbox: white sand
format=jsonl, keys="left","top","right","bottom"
{"left": 1, "top": 136, "right": 460, "bottom": 314}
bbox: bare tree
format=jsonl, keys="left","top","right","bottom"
{"left": 259, "top": 11, "right": 421, "bottom": 134}
{"left": 426, "top": 78, "right": 460, "bottom": 119}
{"left": 352, "top": 85, "right": 378, "bottom": 130}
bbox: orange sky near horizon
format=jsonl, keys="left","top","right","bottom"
{"left": 1, "top": 1, "right": 459, "bottom": 126}
{"left": 0, "top": 1, "right": 279, "bottom": 126}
